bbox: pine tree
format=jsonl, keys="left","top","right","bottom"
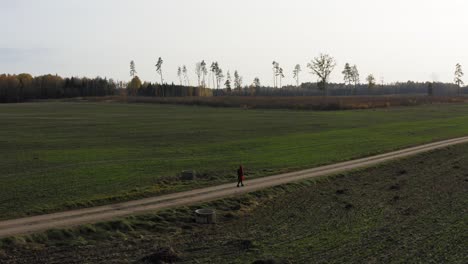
{"left": 454, "top": 63, "right": 464, "bottom": 95}
{"left": 234, "top": 70, "right": 243, "bottom": 93}
{"left": 155, "top": 57, "right": 164, "bottom": 84}
{"left": 225, "top": 71, "right": 232, "bottom": 92}
{"left": 351, "top": 65, "right": 360, "bottom": 95}
{"left": 342, "top": 63, "right": 353, "bottom": 86}
{"left": 130, "top": 60, "right": 137, "bottom": 77}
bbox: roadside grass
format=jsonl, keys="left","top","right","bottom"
{"left": 2, "top": 102, "right": 468, "bottom": 219}
{"left": 1, "top": 143, "right": 466, "bottom": 263}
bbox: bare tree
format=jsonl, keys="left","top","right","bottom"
{"left": 182, "top": 65, "right": 189, "bottom": 86}
{"left": 293, "top": 64, "right": 302, "bottom": 87}
{"left": 307, "top": 53, "right": 336, "bottom": 94}
{"left": 177, "top": 66, "right": 183, "bottom": 85}
{"left": 225, "top": 70, "right": 232, "bottom": 93}
{"left": 210, "top": 62, "right": 218, "bottom": 89}
{"left": 278, "top": 67, "right": 284, "bottom": 88}
{"left": 215, "top": 65, "right": 224, "bottom": 89}
{"left": 454, "top": 63, "right": 464, "bottom": 95}
{"left": 272, "top": 61, "right": 279, "bottom": 88}
{"left": 201, "top": 60, "right": 207, "bottom": 88}
{"left": 130, "top": 60, "right": 137, "bottom": 77}
{"left": 155, "top": 57, "right": 164, "bottom": 84}
{"left": 195, "top": 62, "right": 202, "bottom": 86}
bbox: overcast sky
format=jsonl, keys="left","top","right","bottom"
{"left": 1, "top": 0, "right": 467, "bottom": 86}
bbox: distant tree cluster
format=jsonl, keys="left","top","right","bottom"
{"left": 127, "top": 76, "right": 212, "bottom": 97}
{"left": 272, "top": 61, "right": 285, "bottom": 88}
{"left": 0, "top": 74, "right": 118, "bottom": 103}
{"left": 210, "top": 81, "right": 462, "bottom": 97}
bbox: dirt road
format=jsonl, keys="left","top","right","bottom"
{"left": 1, "top": 136, "right": 468, "bottom": 238}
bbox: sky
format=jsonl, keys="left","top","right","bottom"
{"left": 1, "top": 0, "right": 468, "bottom": 86}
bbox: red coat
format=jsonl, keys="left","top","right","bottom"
{"left": 237, "top": 166, "right": 244, "bottom": 179}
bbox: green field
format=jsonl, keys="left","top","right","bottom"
{"left": 2, "top": 140, "right": 467, "bottom": 263}
{"left": 2, "top": 102, "right": 468, "bottom": 219}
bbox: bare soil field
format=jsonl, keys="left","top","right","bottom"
{"left": 76, "top": 95, "right": 468, "bottom": 110}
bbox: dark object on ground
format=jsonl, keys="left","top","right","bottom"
{"left": 252, "top": 259, "right": 282, "bottom": 264}
{"left": 397, "top": 169, "right": 407, "bottom": 175}
{"left": 195, "top": 209, "right": 216, "bottom": 224}
{"left": 239, "top": 239, "right": 255, "bottom": 250}
{"left": 180, "top": 170, "right": 196, "bottom": 181}
{"left": 335, "top": 189, "right": 348, "bottom": 195}
{"left": 140, "top": 246, "right": 180, "bottom": 264}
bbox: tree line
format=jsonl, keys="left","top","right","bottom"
{"left": 1, "top": 72, "right": 464, "bottom": 103}
{"left": 0, "top": 72, "right": 213, "bottom": 103}
{"left": 129, "top": 54, "right": 465, "bottom": 96}
{"left": 230, "top": 81, "right": 462, "bottom": 97}
{"left": 0, "top": 74, "right": 119, "bottom": 103}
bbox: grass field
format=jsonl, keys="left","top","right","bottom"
{"left": 2, "top": 102, "right": 468, "bottom": 219}
{"left": 1, "top": 141, "right": 466, "bottom": 263}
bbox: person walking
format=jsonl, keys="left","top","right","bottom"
{"left": 237, "top": 165, "right": 245, "bottom": 187}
